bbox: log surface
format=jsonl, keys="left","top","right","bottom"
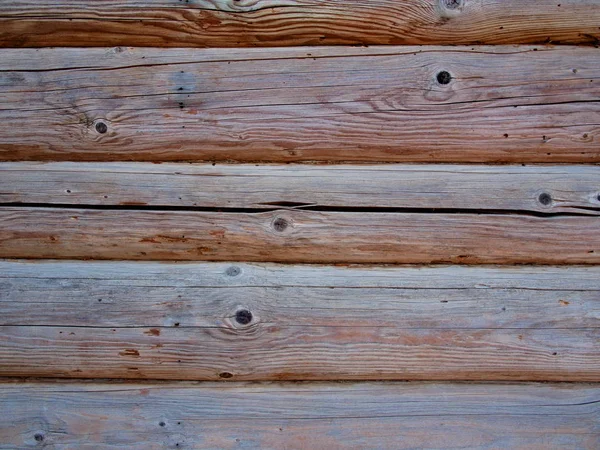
{"left": 1, "top": 46, "right": 599, "bottom": 163}
{"left": 1, "top": 0, "right": 599, "bottom": 48}
{"left": 0, "top": 207, "right": 598, "bottom": 263}
{"left": 1, "top": 380, "right": 599, "bottom": 449}
{"left": 0, "top": 261, "right": 598, "bottom": 381}
{"left": 2, "top": 162, "right": 600, "bottom": 214}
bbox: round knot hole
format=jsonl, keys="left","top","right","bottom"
{"left": 235, "top": 309, "right": 253, "bottom": 325}
{"left": 34, "top": 434, "right": 45, "bottom": 443}
{"left": 441, "top": 0, "right": 462, "bottom": 9}
{"left": 437, "top": 71, "right": 452, "bottom": 85}
{"left": 538, "top": 192, "right": 552, "bottom": 206}
{"left": 219, "top": 372, "right": 233, "bottom": 379}
{"left": 273, "top": 217, "right": 289, "bottom": 232}
{"left": 95, "top": 122, "right": 108, "bottom": 134}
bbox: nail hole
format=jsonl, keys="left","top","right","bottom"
{"left": 159, "top": 421, "right": 166, "bottom": 427}
{"left": 436, "top": 71, "right": 452, "bottom": 85}
{"left": 235, "top": 309, "right": 253, "bottom": 325}
{"left": 95, "top": 122, "right": 108, "bottom": 134}
{"left": 219, "top": 372, "right": 233, "bottom": 379}
{"left": 538, "top": 192, "right": 552, "bottom": 206}
{"left": 174, "top": 322, "right": 180, "bottom": 327}
{"left": 273, "top": 217, "right": 289, "bottom": 232}
{"left": 226, "top": 266, "right": 241, "bottom": 277}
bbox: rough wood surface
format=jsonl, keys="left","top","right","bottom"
{"left": 1, "top": 46, "right": 599, "bottom": 163}
{"left": 1, "top": 380, "right": 599, "bottom": 449}
{"left": 0, "top": 261, "right": 598, "bottom": 381}
{"left": 0, "top": 207, "right": 598, "bottom": 263}
{"left": 2, "top": 162, "right": 600, "bottom": 214}
{"left": 1, "top": 0, "right": 599, "bottom": 48}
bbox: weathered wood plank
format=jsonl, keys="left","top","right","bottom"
{"left": 1, "top": 46, "right": 599, "bottom": 163}
{"left": 1, "top": 0, "right": 599, "bottom": 48}
{"left": 2, "top": 261, "right": 599, "bottom": 329}
{"left": 1, "top": 380, "right": 598, "bottom": 449}
{"left": 3, "top": 325, "right": 597, "bottom": 381}
{"left": 2, "top": 162, "right": 600, "bottom": 214}
{"left": 0, "top": 208, "right": 598, "bottom": 263}
{"left": 0, "top": 261, "right": 598, "bottom": 381}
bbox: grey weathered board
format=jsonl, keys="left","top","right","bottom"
{"left": 1, "top": 162, "right": 599, "bottom": 213}
{"left": 1, "top": 380, "right": 598, "bottom": 449}
{"left": 1, "top": 46, "right": 599, "bottom": 162}
{"left": 1, "top": 261, "right": 598, "bottom": 381}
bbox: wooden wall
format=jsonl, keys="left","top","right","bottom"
{"left": 0, "top": 0, "right": 599, "bottom": 448}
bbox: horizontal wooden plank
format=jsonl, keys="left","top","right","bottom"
{"left": 1, "top": 0, "right": 599, "bottom": 48}
{"left": 1, "top": 162, "right": 600, "bottom": 214}
{"left": 0, "top": 207, "right": 598, "bottom": 263}
{"left": 1, "top": 261, "right": 598, "bottom": 381}
{"left": 2, "top": 261, "right": 599, "bottom": 329}
{"left": 3, "top": 260, "right": 599, "bottom": 289}
{"left": 1, "top": 46, "right": 599, "bottom": 163}
{"left": 1, "top": 381, "right": 598, "bottom": 449}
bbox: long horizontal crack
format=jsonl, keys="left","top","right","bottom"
{"left": 0, "top": 202, "right": 598, "bottom": 217}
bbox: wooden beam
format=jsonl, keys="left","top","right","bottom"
{"left": 2, "top": 381, "right": 599, "bottom": 448}
{"left": 1, "top": 261, "right": 598, "bottom": 381}
{"left": 1, "top": 162, "right": 599, "bottom": 214}
{"left": 1, "top": 46, "right": 599, "bottom": 162}
{"left": 1, "top": 0, "right": 599, "bottom": 47}
{"left": 0, "top": 207, "right": 598, "bottom": 263}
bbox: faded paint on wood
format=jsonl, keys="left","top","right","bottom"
{"left": 0, "top": 261, "right": 598, "bottom": 381}
{"left": 1, "top": 46, "right": 599, "bottom": 162}
{"left": 1, "top": 381, "right": 598, "bottom": 449}
{"left": 0, "top": 207, "right": 598, "bottom": 263}
{"left": 0, "top": 0, "right": 599, "bottom": 48}
{"left": 1, "top": 162, "right": 599, "bottom": 214}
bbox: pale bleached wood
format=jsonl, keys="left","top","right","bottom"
{"left": 1, "top": 162, "right": 600, "bottom": 214}
{"left": 2, "top": 261, "right": 599, "bottom": 329}
{"left": 1, "top": 46, "right": 599, "bottom": 163}
{"left": 2, "top": 260, "right": 599, "bottom": 290}
{"left": 1, "top": 380, "right": 598, "bottom": 449}
{"left": 0, "top": 261, "right": 598, "bottom": 381}
{"left": 0, "top": 208, "right": 598, "bottom": 263}
{"left": 0, "top": 0, "right": 599, "bottom": 48}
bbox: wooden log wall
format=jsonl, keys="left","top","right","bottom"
{"left": 0, "top": 1, "right": 599, "bottom": 448}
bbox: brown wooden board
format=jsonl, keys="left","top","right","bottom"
{"left": 1, "top": 46, "right": 599, "bottom": 163}
{"left": 1, "top": 207, "right": 598, "bottom": 263}
{"left": 1, "top": 0, "right": 599, "bottom": 48}
{"left": 1, "top": 261, "right": 598, "bottom": 381}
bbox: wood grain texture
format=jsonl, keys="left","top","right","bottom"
{"left": 1, "top": 380, "right": 599, "bottom": 449}
{"left": 1, "top": 46, "right": 599, "bottom": 163}
{"left": 2, "top": 162, "right": 600, "bottom": 214}
{"left": 0, "top": 207, "right": 598, "bottom": 263}
{"left": 1, "top": 0, "right": 599, "bottom": 48}
{"left": 0, "top": 261, "right": 598, "bottom": 381}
